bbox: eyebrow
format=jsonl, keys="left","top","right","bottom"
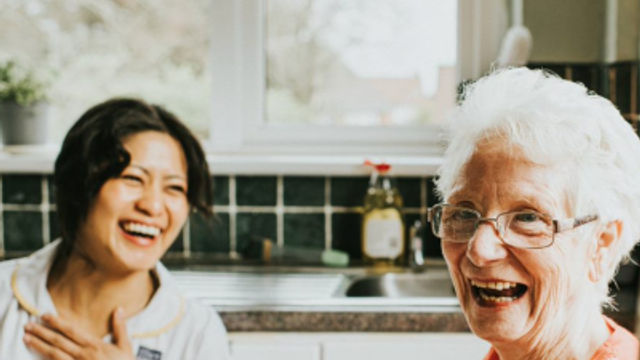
{"left": 129, "top": 164, "right": 187, "bottom": 181}
{"left": 448, "top": 191, "right": 557, "bottom": 215}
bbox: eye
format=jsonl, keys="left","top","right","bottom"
{"left": 168, "top": 184, "right": 187, "bottom": 194}
{"left": 513, "top": 212, "right": 541, "bottom": 223}
{"left": 121, "top": 174, "right": 143, "bottom": 183}
{"left": 451, "top": 209, "right": 477, "bottom": 220}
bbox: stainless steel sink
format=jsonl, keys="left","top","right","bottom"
{"left": 344, "top": 271, "right": 456, "bottom": 298}
{"left": 169, "top": 266, "right": 460, "bottom": 311}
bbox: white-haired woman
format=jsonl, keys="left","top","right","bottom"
{"left": 430, "top": 67, "right": 639, "bottom": 359}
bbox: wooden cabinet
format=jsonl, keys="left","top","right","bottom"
{"left": 229, "top": 332, "right": 490, "bottom": 360}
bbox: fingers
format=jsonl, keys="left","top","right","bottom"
{"left": 40, "top": 314, "right": 91, "bottom": 347}
{"left": 23, "top": 326, "right": 76, "bottom": 360}
{"left": 111, "top": 307, "right": 132, "bottom": 352}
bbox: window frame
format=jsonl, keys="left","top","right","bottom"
{"left": 207, "top": 0, "right": 507, "bottom": 157}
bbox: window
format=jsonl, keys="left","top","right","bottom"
{"left": 265, "top": 0, "right": 457, "bottom": 127}
{"left": 1, "top": 0, "right": 506, "bottom": 161}
{"left": 0, "top": 0, "right": 213, "bottom": 142}
{"left": 210, "top": 0, "right": 505, "bottom": 156}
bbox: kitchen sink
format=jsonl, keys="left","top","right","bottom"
{"left": 169, "top": 266, "right": 460, "bottom": 310}
{"left": 344, "top": 271, "right": 456, "bottom": 298}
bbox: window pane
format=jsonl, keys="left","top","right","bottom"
{"left": 0, "top": 0, "right": 212, "bottom": 141}
{"left": 266, "top": 0, "right": 457, "bottom": 127}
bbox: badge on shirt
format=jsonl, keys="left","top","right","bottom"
{"left": 137, "top": 346, "right": 162, "bottom": 360}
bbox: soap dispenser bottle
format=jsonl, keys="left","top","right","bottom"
{"left": 361, "top": 161, "right": 405, "bottom": 267}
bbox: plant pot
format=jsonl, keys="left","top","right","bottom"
{"left": 0, "top": 101, "right": 49, "bottom": 146}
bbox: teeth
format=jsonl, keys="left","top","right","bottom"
{"left": 479, "top": 292, "right": 516, "bottom": 302}
{"left": 471, "top": 280, "right": 519, "bottom": 290}
{"left": 123, "top": 222, "right": 161, "bottom": 237}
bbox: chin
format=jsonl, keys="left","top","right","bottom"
{"left": 115, "top": 246, "right": 163, "bottom": 272}
{"left": 460, "top": 292, "right": 532, "bottom": 343}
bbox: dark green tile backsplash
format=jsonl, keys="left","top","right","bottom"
{"left": 212, "top": 176, "right": 229, "bottom": 205}
{"left": 331, "top": 213, "right": 363, "bottom": 260}
{"left": 236, "top": 176, "right": 277, "bottom": 206}
{"left": 0, "top": 173, "right": 438, "bottom": 260}
{"left": 284, "top": 213, "right": 324, "bottom": 249}
{"left": 284, "top": 177, "right": 324, "bottom": 206}
{"left": 330, "top": 177, "right": 369, "bottom": 207}
{"left": 236, "top": 213, "right": 277, "bottom": 255}
{"left": 4, "top": 211, "right": 43, "bottom": 252}
{"left": 3, "top": 175, "right": 41, "bottom": 204}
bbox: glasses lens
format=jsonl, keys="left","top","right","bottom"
{"left": 500, "top": 211, "right": 554, "bottom": 248}
{"left": 439, "top": 206, "right": 478, "bottom": 242}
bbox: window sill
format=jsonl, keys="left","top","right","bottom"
{"left": 0, "top": 147, "right": 442, "bottom": 176}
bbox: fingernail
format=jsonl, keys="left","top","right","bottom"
{"left": 41, "top": 314, "right": 50, "bottom": 322}
{"left": 24, "top": 323, "right": 32, "bottom": 331}
{"left": 23, "top": 334, "right": 31, "bottom": 343}
{"left": 116, "top": 307, "right": 123, "bottom": 318}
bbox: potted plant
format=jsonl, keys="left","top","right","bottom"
{"left": 0, "top": 60, "right": 50, "bottom": 146}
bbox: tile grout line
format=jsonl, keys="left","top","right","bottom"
{"left": 609, "top": 66, "right": 617, "bottom": 104}
{"left": 183, "top": 216, "right": 191, "bottom": 257}
{"left": 420, "top": 177, "right": 428, "bottom": 224}
{"left": 3, "top": 204, "right": 43, "bottom": 211}
{"left": 228, "top": 176, "right": 237, "bottom": 255}
{"left": 631, "top": 64, "right": 637, "bottom": 114}
{"left": 324, "top": 176, "right": 332, "bottom": 250}
{"left": 41, "top": 176, "right": 50, "bottom": 245}
{"left": 565, "top": 65, "right": 572, "bottom": 80}
{"left": 276, "top": 176, "right": 284, "bottom": 247}
{"left": 210, "top": 205, "right": 423, "bottom": 214}
{"left": 0, "top": 177, "right": 4, "bottom": 258}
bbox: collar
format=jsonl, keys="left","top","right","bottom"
{"left": 10, "top": 239, "right": 185, "bottom": 339}
{"left": 482, "top": 316, "right": 639, "bottom": 360}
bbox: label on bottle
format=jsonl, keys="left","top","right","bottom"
{"left": 363, "top": 214, "right": 403, "bottom": 258}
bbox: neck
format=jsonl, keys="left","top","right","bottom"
{"left": 47, "top": 250, "right": 157, "bottom": 338}
{"left": 492, "top": 311, "right": 610, "bottom": 360}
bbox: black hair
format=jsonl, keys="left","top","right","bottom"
{"left": 53, "top": 98, "right": 211, "bottom": 259}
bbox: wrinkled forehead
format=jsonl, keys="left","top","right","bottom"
{"left": 448, "top": 139, "right": 574, "bottom": 210}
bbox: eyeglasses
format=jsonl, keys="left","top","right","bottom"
{"left": 427, "top": 203, "right": 598, "bottom": 249}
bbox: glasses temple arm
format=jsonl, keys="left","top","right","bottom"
{"left": 554, "top": 214, "right": 599, "bottom": 232}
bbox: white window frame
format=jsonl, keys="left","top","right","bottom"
{"left": 209, "top": 0, "right": 507, "bottom": 158}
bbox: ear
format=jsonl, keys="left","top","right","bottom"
{"left": 588, "top": 220, "right": 623, "bottom": 283}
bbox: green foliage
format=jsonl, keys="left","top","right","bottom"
{"left": 0, "top": 61, "right": 48, "bottom": 106}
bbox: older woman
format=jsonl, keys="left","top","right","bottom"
{"left": 0, "top": 99, "right": 229, "bottom": 359}
{"left": 430, "top": 68, "right": 639, "bottom": 359}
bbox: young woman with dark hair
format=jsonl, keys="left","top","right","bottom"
{"left": 0, "top": 98, "right": 229, "bottom": 359}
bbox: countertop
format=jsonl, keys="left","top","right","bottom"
{"left": 166, "top": 263, "right": 638, "bottom": 334}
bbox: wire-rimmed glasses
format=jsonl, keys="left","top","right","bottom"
{"left": 427, "top": 203, "right": 598, "bottom": 249}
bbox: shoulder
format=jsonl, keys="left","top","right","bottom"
{"left": 0, "top": 258, "right": 19, "bottom": 301}
{"left": 0, "top": 258, "right": 19, "bottom": 279}
{"left": 594, "top": 317, "right": 639, "bottom": 360}
{"left": 152, "top": 264, "right": 230, "bottom": 359}
{"left": 172, "top": 299, "right": 229, "bottom": 359}
{"left": 181, "top": 298, "right": 227, "bottom": 334}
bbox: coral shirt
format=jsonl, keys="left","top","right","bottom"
{"left": 482, "top": 316, "right": 638, "bottom": 360}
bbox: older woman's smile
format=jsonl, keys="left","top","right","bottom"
{"left": 468, "top": 278, "right": 528, "bottom": 306}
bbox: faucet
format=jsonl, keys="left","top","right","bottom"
{"left": 408, "top": 220, "right": 426, "bottom": 272}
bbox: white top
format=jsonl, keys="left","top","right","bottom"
{"left": 0, "top": 240, "right": 230, "bottom": 360}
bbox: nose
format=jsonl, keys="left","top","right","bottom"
{"left": 465, "top": 221, "right": 509, "bottom": 266}
{"left": 135, "top": 185, "right": 164, "bottom": 217}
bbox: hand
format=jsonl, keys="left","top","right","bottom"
{"left": 23, "top": 307, "right": 134, "bottom": 360}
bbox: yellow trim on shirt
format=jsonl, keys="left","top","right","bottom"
{"left": 131, "top": 298, "right": 185, "bottom": 339}
{"left": 11, "top": 264, "right": 186, "bottom": 338}
{"left": 11, "top": 266, "right": 41, "bottom": 317}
